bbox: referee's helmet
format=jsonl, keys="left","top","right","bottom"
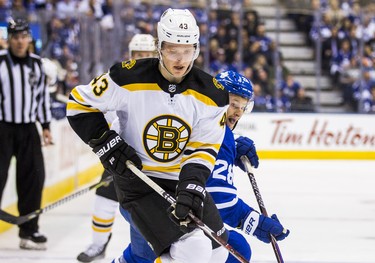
{"left": 7, "top": 18, "right": 30, "bottom": 35}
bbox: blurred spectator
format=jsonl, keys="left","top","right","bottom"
{"left": 243, "top": 9, "right": 259, "bottom": 37}
{"left": 56, "top": 0, "right": 78, "bottom": 19}
{"left": 211, "top": 24, "right": 229, "bottom": 51}
{"left": 330, "top": 38, "right": 355, "bottom": 84}
{"left": 208, "top": 9, "right": 219, "bottom": 35}
{"left": 0, "top": 0, "right": 11, "bottom": 21}
{"left": 322, "top": 25, "right": 340, "bottom": 71}
{"left": 11, "top": 0, "right": 28, "bottom": 19}
{"left": 249, "top": 22, "right": 274, "bottom": 65}
{"left": 225, "top": 12, "right": 240, "bottom": 40}
{"left": 362, "top": 84, "right": 375, "bottom": 113}
{"left": 309, "top": 13, "right": 333, "bottom": 45}
{"left": 352, "top": 69, "right": 375, "bottom": 111}
{"left": 325, "top": 0, "right": 345, "bottom": 26}
{"left": 361, "top": 14, "right": 375, "bottom": 43}
{"left": 210, "top": 48, "right": 231, "bottom": 75}
{"left": 280, "top": 74, "right": 301, "bottom": 99}
{"left": 271, "top": 89, "right": 291, "bottom": 113}
{"left": 78, "top": 0, "right": 104, "bottom": 20}
{"left": 242, "top": 66, "right": 254, "bottom": 81}
{"left": 290, "top": 88, "right": 315, "bottom": 112}
{"left": 252, "top": 82, "right": 273, "bottom": 112}
{"left": 253, "top": 67, "right": 271, "bottom": 95}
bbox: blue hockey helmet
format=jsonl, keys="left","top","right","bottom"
{"left": 215, "top": 70, "right": 254, "bottom": 100}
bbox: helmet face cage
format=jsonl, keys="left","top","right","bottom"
{"left": 157, "top": 8, "right": 200, "bottom": 60}
{"left": 7, "top": 18, "right": 30, "bottom": 36}
{"left": 129, "top": 34, "right": 156, "bottom": 55}
{"left": 215, "top": 71, "right": 255, "bottom": 112}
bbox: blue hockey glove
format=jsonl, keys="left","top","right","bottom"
{"left": 242, "top": 211, "right": 289, "bottom": 243}
{"left": 89, "top": 130, "right": 142, "bottom": 177}
{"left": 235, "top": 136, "right": 259, "bottom": 170}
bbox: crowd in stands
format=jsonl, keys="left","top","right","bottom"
{"left": 1, "top": 0, "right": 374, "bottom": 115}
{"left": 288, "top": 0, "right": 375, "bottom": 113}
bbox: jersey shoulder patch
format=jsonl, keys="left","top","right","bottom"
{"left": 109, "top": 58, "right": 159, "bottom": 87}
{"left": 189, "top": 67, "right": 229, "bottom": 107}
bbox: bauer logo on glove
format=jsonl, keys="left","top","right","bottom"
{"left": 94, "top": 135, "right": 123, "bottom": 158}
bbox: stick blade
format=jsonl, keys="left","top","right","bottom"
{"left": 0, "top": 210, "right": 20, "bottom": 224}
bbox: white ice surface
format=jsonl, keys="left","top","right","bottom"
{"left": 0, "top": 160, "right": 374, "bottom": 263}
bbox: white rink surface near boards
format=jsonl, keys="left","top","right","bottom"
{"left": 0, "top": 159, "right": 374, "bottom": 263}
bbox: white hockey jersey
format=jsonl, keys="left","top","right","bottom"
{"left": 67, "top": 58, "right": 229, "bottom": 181}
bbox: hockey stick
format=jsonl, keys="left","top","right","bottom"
{"left": 240, "top": 155, "right": 285, "bottom": 263}
{"left": 126, "top": 161, "right": 249, "bottom": 263}
{"left": 0, "top": 175, "right": 113, "bottom": 225}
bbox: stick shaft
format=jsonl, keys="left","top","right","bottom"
{"left": 0, "top": 176, "right": 113, "bottom": 225}
{"left": 240, "top": 156, "right": 285, "bottom": 263}
{"left": 126, "top": 161, "right": 249, "bottom": 263}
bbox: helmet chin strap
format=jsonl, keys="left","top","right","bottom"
{"left": 158, "top": 50, "right": 194, "bottom": 81}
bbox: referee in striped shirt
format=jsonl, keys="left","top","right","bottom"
{"left": 0, "top": 18, "right": 52, "bottom": 250}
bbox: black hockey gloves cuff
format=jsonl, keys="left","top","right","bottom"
{"left": 89, "top": 130, "right": 142, "bottom": 177}
{"left": 169, "top": 164, "right": 209, "bottom": 232}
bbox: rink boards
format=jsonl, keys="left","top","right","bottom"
{"left": 1, "top": 113, "right": 374, "bottom": 232}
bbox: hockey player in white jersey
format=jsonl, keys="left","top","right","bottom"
{"left": 67, "top": 8, "right": 230, "bottom": 263}
{"left": 110, "top": 71, "right": 290, "bottom": 263}
{"left": 76, "top": 33, "right": 157, "bottom": 263}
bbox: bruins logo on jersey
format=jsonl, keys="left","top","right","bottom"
{"left": 213, "top": 77, "right": 224, "bottom": 90}
{"left": 122, "top": 59, "right": 136, "bottom": 69}
{"left": 143, "top": 115, "right": 191, "bottom": 162}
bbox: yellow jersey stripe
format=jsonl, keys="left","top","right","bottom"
{"left": 66, "top": 101, "right": 101, "bottom": 113}
{"left": 186, "top": 141, "right": 221, "bottom": 151}
{"left": 142, "top": 164, "right": 181, "bottom": 173}
{"left": 181, "top": 152, "right": 216, "bottom": 166}
{"left": 71, "top": 88, "right": 86, "bottom": 103}
{"left": 182, "top": 89, "right": 218, "bottom": 107}
{"left": 121, "top": 83, "right": 161, "bottom": 92}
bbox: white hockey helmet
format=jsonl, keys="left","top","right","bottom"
{"left": 157, "top": 8, "right": 200, "bottom": 59}
{"left": 128, "top": 34, "right": 156, "bottom": 55}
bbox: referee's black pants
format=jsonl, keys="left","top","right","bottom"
{"left": 0, "top": 122, "right": 45, "bottom": 236}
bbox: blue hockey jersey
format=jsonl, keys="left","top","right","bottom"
{"left": 206, "top": 125, "right": 237, "bottom": 209}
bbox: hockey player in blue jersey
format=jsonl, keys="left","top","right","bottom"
{"left": 112, "top": 70, "right": 289, "bottom": 263}
{"left": 206, "top": 70, "right": 290, "bottom": 262}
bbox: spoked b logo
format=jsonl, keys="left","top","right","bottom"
{"left": 143, "top": 115, "right": 191, "bottom": 162}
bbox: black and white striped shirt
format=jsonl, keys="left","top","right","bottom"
{"left": 0, "top": 49, "right": 51, "bottom": 126}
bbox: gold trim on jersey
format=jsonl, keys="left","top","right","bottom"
{"left": 71, "top": 88, "right": 86, "bottom": 103}
{"left": 121, "top": 83, "right": 161, "bottom": 92}
{"left": 181, "top": 151, "right": 216, "bottom": 166}
{"left": 66, "top": 101, "right": 101, "bottom": 113}
{"left": 186, "top": 141, "right": 221, "bottom": 151}
{"left": 142, "top": 164, "right": 181, "bottom": 173}
{"left": 182, "top": 89, "right": 218, "bottom": 107}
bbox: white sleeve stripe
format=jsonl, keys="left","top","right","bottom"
{"left": 215, "top": 197, "right": 238, "bottom": 209}
{"left": 206, "top": 187, "right": 237, "bottom": 195}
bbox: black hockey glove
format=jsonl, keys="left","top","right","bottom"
{"left": 169, "top": 170, "right": 207, "bottom": 232}
{"left": 89, "top": 130, "right": 142, "bottom": 177}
